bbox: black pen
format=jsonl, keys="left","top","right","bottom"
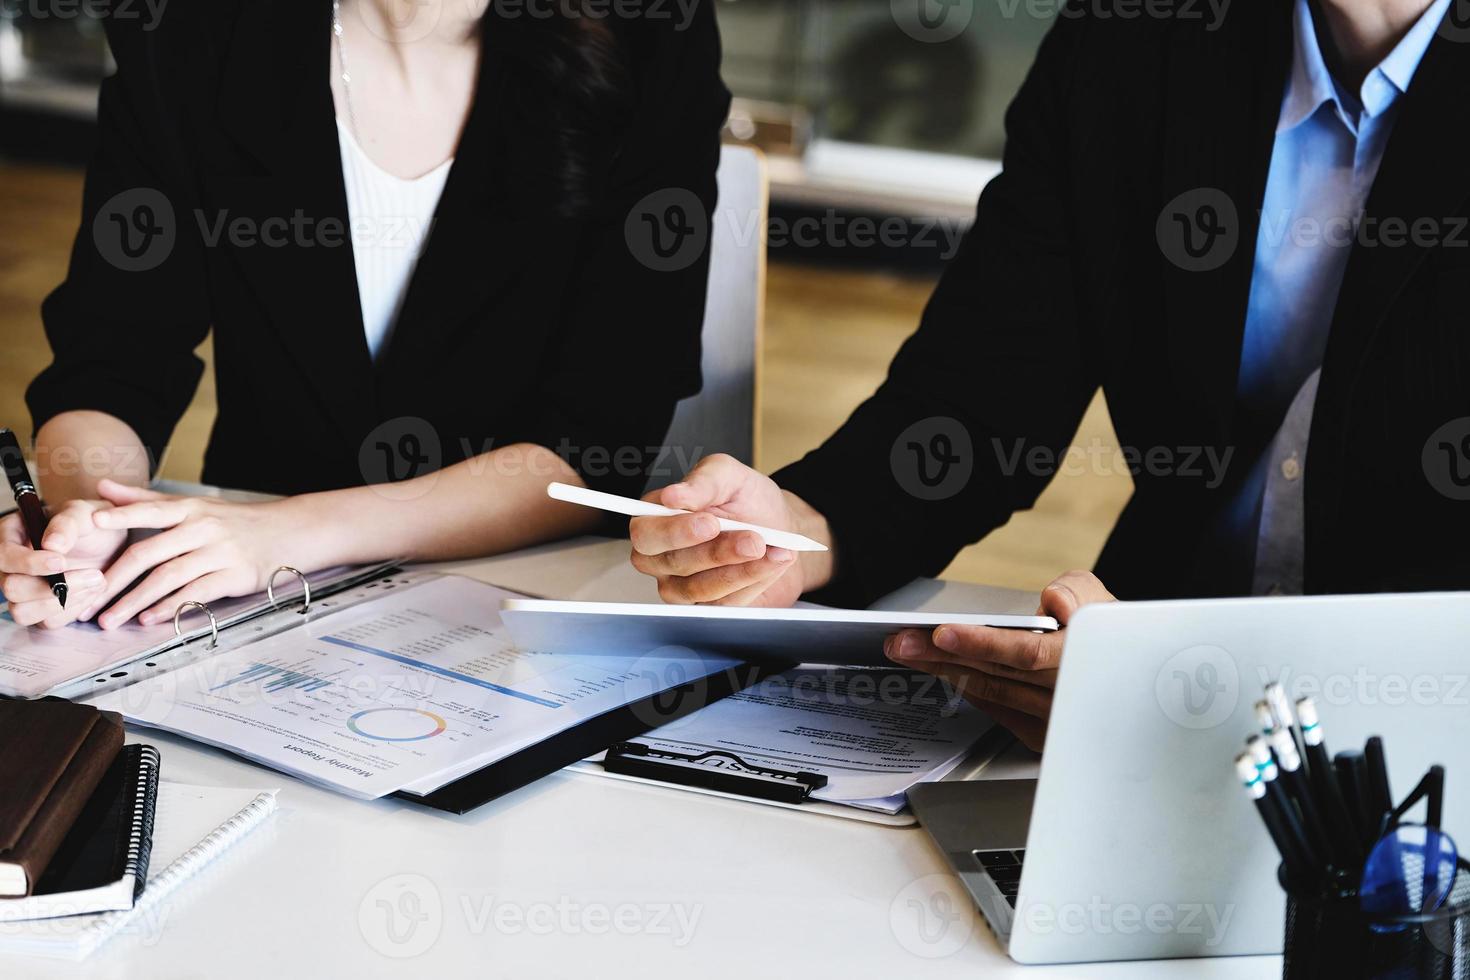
{"left": 1364, "top": 735, "right": 1393, "bottom": 838}
{"left": 1335, "top": 750, "right": 1372, "bottom": 851}
{"left": 0, "top": 428, "right": 66, "bottom": 608}
{"left": 1295, "top": 697, "right": 1360, "bottom": 864}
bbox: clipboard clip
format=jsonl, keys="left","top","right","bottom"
{"left": 603, "top": 741, "right": 828, "bottom": 805}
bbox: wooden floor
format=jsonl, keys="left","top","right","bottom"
{"left": 0, "top": 162, "right": 1131, "bottom": 593}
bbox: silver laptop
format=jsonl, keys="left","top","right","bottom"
{"left": 910, "top": 592, "right": 1470, "bottom": 965}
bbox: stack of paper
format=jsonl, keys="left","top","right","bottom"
{"left": 0, "top": 784, "right": 277, "bottom": 959}
{"left": 89, "top": 577, "right": 742, "bottom": 800}
{"left": 625, "top": 665, "right": 994, "bottom": 813}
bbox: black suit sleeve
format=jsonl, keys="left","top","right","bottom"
{"left": 519, "top": 2, "right": 731, "bottom": 499}
{"left": 26, "top": 14, "right": 211, "bottom": 474}
{"left": 775, "top": 10, "right": 1099, "bottom": 607}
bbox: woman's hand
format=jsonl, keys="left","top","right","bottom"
{"left": 0, "top": 499, "right": 126, "bottom": 628}
{"left": 81, "top": 480, "right": 312, "bottom": 629}
{"left": 883, "top": 570, "right": 1117, "bottom": 751}
{"left": 628, "top": 454, "right": 832, "bottom": 607}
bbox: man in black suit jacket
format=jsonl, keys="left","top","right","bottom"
{"left": 629, "top": 0, "right": 1470, "bottom": 748}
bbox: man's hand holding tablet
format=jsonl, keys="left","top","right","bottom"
{"left": 622, "top": 454, "right": 1118, "bottom": 751}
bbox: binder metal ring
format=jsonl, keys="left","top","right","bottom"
{"left": 173, "top": 600, "right": 219, "bottom": 650}
{"left": 266, "top": 565, "right": 312, "bottom": 614}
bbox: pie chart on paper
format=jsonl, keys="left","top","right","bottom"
{"left": 346, "top": 707, "right": 448, "bottom": 742}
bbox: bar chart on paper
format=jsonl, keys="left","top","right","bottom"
{"left": 209, "top": 662, "right": 335, "bottom": 694}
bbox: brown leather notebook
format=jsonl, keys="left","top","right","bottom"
{"left": 0, "top": 701, "right": 124, "bottom": 897}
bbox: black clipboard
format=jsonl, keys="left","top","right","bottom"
{"left": 602, "top": 741, "right": 828, "bottom": 804}
{"left": 393, "top": 660, "right": 791, "bottom": 814}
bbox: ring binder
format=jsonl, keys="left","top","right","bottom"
{"left": 602, "top": 741, "right": 829, "bottom": 804}
{"left": 266, "top": 566, "right": 312, "bottom": 614}
{"left": 172, "top": 601, "right": 219, "bottom": 650}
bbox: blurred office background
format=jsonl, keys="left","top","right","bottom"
{"left": 0, "top": 0, "right": 1128, "bottom": 592}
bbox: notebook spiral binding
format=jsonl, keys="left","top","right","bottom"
{"left": 72, "top": 789, "right": 278, "bottom": 955}
{"left": 124, "top": 745, "right": 162, "bottom": 900}
{"left": 148, "top": 793, "right": 276, "bottom": 894}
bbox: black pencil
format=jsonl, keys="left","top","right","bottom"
{"left": 1249, "top": 736, "right": 1324, "bottom": 877}
{"left": 1364, "top": 736, "right": 1393, "bottom": 839}
{"left": 1237, "top": 752, "right": 1314, "bottom": 884}
{"left": 1295, "top": 697, "right": 1360, "bottom": 866}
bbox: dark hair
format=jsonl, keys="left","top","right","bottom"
{"left": 483, "top": 2, "right": 634, "bottom": 218}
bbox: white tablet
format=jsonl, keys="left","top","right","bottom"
{"left": 499, "top": 599, "right": 1058, "bottom": 668}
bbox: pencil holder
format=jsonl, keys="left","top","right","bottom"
{"left": 1280, "top": 859, "right": 1470, "bottom": 979}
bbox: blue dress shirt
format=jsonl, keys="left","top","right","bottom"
{"left": 1230, "top": 0, "right": 1450, "bottom": 594}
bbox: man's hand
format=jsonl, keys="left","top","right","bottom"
{"left": 0, "top": 499, "right": 125, "bottom": 628}
{"left": 628, "top": 454, "right": 832, "bottom": 607}
{"left": 883, "top": 570, "right": 1116, "bottom": 751}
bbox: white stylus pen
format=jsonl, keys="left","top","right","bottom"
{"left": 546, "top": 482, "right": 829, "bottom": 553}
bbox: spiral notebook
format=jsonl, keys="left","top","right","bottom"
{"left": 0, "top": 744, "right": 160, "bottom": 921}
{"left": 0, "top": 782, "right": 278, "bottom": 959}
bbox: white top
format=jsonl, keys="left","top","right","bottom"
{"left": 336, "top": 119, "right": 452, "bottom": 360}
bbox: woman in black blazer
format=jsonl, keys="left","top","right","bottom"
{"left": 2, "top": 0, "right": 729, "bottom": 629}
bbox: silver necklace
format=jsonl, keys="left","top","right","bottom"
{"left": 331, "top": 1, "right": 360, "bottom": 139}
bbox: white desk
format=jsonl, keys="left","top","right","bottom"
{"left": 2, "top": 537, "right": 1281, "bottom": 979}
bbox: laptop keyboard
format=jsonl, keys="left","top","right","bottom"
{"left": 972, "top": 849, "right": 1025, "bottom": 907}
